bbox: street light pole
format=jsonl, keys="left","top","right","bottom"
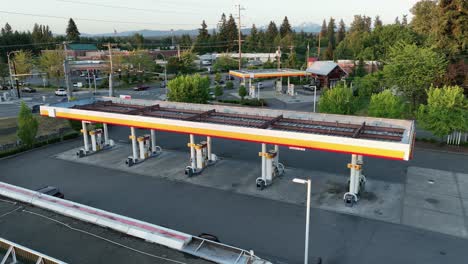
{"left": 293, "top": 178, "right": 311, "bottom": 264}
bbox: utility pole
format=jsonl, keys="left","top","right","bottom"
{"left": 107, "top": 43, "right": 114, "bottom": 97}
{"left": 276, "top": 46, "right": 281, "bottom": 69}
{"left": 317, "top": 34, "right": 321, "bottom": 60}
{"left": 177, "top": 44, "right": 181, "bottom": 59}
{"left": 306, "top": 41, "right": 310, "bottom": 68}
{"left": 235, "top": 4, "right": 245, "bottom": 70}
{"left": 11, "top": 58, "right": 20, "bottom": 99}
{"left": 7, "top": 51, "right": 20, "bottom": 99}
{"left": 63, "top": 42, "right": 72, "bottom": 101}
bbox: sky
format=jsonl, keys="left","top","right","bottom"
{"left": 0, "top": 0, "right": 421, "bottom": 34}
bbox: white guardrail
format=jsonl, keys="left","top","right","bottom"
{"left": 0, "top": 182, "right": 271, "bottom": 264}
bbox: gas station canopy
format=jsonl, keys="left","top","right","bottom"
{"left": 229, "top": 69, "right": 308, "bottom": 79}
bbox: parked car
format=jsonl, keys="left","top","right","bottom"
{"left": 134, "top": 85, "right": 150, "bottom": 91}
{"left": 55, "top": 88, "right": 67, "bottom": 96}
{"left": 36, "top": 186, "right": 65, "bottom": 199}
{"left": 73, "top": 82, "right": 83, "bottom": 88}
{"left": 257, "top": 82, "right": 263, "bottom": 88}
{"left": 0, "top": 85, "right": 10, "bottom": 90}
{"left": 21, "top": 87, "right": 36, "bottom": 93}
{"left": 160, "top": 82, "right": 166, "bottom": 88}
{"left": 209, "top": 91, "right": 215, "bottom": 99}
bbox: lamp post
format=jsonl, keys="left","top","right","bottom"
{"left": 293, "top": 178, "right": 311, "bottom": 264}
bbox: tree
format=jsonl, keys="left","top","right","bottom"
{"left": 383, "top": 42, "right": 447, "bottom": 110}
{"left": 285, "top": 49, "right": 297, "bottom": 68}
{"left": 214, "top": 84, "right": 223, "bottom": 98}
{"left": 279, "top": 16, "right": 293, "bottom": 38}
{"left": 401, "top": 15, "right": 408, "bottom": 27}
{"left": 38, "top": 50, "right": 65, "bottom": 87}
{"left": 238, "top": 85, "right": 247, "bottom": 100}
{"left": 324, "top": 18, "right": 336, "bottom": 59}
{"left": 167, "top": 74, "right": 210, "bottom": 103}
{"left": 265, "top": 21, "right": 279, "bottom": 45}
{"left": 224, "top": 14, "right": 238, "bottom": 51}
{"left": 246, "top": 24, "right": 259, "bottom": 52}
{"left": 213, "top": 54, "right": 238, "bottom": 72}
{"left": 131, "top": 33, "right": 144, "bottom": 49}
{"left": 354, "top": 58, "right": 366, "bottom": 77}
{"left": 0, "top": 61, "right": 9, "bottom": 84}
{"left": 320, "top": 19, "right": 327, "bottom": 38}
{"left": 195, "top": 20, "right": 210, "bottom": 53}
{"left": 432, "top": 0, "right": 467, "bottom": 60}
{"left": 417, "top": 85, "right": 467, "bottom": 138}
{"left": 355, "top": 71, "right": 385, "bottom": 97}
{"left": 214, "top": 72, "right": 222, "bottom": 83}
{"left": 166, "top": 51, "right": 196, "bottom": 74}
{"left": 368, "top": 90, "right": 406, "bottom": 118}
{"left": 337, "top": 19, "right": 346, "bottom": 44}
{"left": 319, "top": 85, "right": 358, "bottom": 114}
{"left": 12, "top": 50, "right": 33, "bottom": 78}
{"left": 66, "top": 18, "right": 80, "bottom": 41}
{"left": 225, "top": 81, "right": 234, "bottom": 89}
{"left": 410, "top": 0, "right": 437, "bottom": 36}
{"left": 374, "top": 16, "right": 383, "bottom": 29}
{"left": 17, "top": 101, "right": 38, "bottom": 147}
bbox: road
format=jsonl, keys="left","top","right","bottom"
{"left": 1, "top": 133, "right": 467, "bottom": 263}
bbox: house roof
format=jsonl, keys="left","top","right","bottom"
{"left": 306, "top": 61, "right": 342, "bottom": 76}
{"left": 67, "top": 43, "right": 98, "bottom": 51}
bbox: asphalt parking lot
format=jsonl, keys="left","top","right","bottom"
{"left": 1, "top": 136, "right": 468, "bottom": 264}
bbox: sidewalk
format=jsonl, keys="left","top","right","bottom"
{"left": 55, "top": 143, "right": 468, "bottom": 239}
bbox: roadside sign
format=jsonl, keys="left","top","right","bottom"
{"left": 119, "top": 95, "right": 131, "bottom": 100}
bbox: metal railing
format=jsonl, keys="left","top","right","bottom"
{"left": 0, "top": 237, "right": 66, "bottom": 264}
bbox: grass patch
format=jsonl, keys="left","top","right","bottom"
{"left": 0, "top": 116, "right": 71, "bottom": 145}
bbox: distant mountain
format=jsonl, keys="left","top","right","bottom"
{"left": 83, "top": 22, "right": 321, "bottom": 37}
{"left": 293, "top": 22, "right": 321, "bottom": 33}
{"left": 82, "top": 28, "right": 199, "bottom": 38}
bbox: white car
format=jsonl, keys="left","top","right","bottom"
{"left": 257, "top": 82, "right": 263, "bottom": 88}
{"left": 55, "top": 89, "right": 67, "bottom": 96}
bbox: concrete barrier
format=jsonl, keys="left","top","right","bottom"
{"left": 0, "top": 181, "right": 192, "bottom": 250}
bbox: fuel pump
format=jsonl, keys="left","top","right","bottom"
{"left": 256, "top": 144, "right": 285, "bottom": 190}
{"left": 125, "top": 129, "right": 162, "bottom": 167}
{"left": 77, "top": 122, "right": 114, "bottom": 158}
{"left": 185, "top": 135, "right": 217, "bottom": 177}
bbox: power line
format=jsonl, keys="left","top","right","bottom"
{"left": 0, "top": 10, "right": 215, "bottom": 27}
{"left": 57, "top": 0, "right": 204, "bottom": 15}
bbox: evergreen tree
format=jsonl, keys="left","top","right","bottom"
{"left": 246, "top": 24, "right": 259, "bottom": 52}
{"left": 374, "top": 16, "right": 383, "bottom": 28}
{"left": 225, "top": 14, "right": 238, "bottom": 51}
{"left": 337, "top": 19, "right": 346, "bottom": 44}
{"left": 402, "top": 15, "right": 408, "bottom": 26}
{"left": 266, "top": 21, "right": 279, "bottom": 44}
{"left": 327, "top": 18, "right": 336, "bottom": 49}
{"left": 279, "top": 16, "right": 293, "bottom": 37}
{"left": 433, "top": 0, "right": 467, "bottom": 60}
{"left": 218, "top": 13, "right": 228, "bottom": 50}
{"left": 394, "top": 16, "right": 401, "bottom": 25}
{"left": 66, "top": 18, "right": 80, "bottom": 41}
{"left": 410, "top": 0, "right": 437, "bottom": 36}
{"left": 320, "top": 19, "right": 327, "bottom": 37}
{"left": 195, "top": 20, "right": 210, "bottom": 53}
{"left": 4, "top": 23, "right": 12, "bottom": 33}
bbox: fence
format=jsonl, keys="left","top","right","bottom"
{"left": 447, "top": 131, "right": 468, "bottom": 146}
{"left": 0, "top": 127, "right": 76, "bottom": 153}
